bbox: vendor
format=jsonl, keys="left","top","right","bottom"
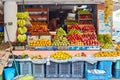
{"left": 49, "top": 17, "right": 60, "bottom": 31}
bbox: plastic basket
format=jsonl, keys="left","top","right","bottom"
{"left": 12, "top": 61, "right": 20, "bottom": 76}
{"left": 72, "top": 61, "right": 84, "bottom": 78}
{"left": 59, "top": 63, "right": 71, "bottom": 78}
{"left": 32, "top": 63, "right": 44, "bottom": 78}
{"left": 86, "top": 70, "right": 109, "bottom": 80}
{"left": 98, "top": 61, "right": 112, "bottom": 78}
{"left": 46, "top": 62, "right": 58, "bottom": 78}
{"left": 114, "top": 69, "right": 120, "bottom": 78}
{"left": 85, "top": 62, "right": 97, "bottom": 77}
{"left": 114, "top": 60, "right": 120, "bottom": 69}
{"left": 19, "top": 62, "right": 32, "bottom": 75}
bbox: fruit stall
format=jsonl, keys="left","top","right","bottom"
{"left": 0, "top": 0, "right": 120, "bottom": 80}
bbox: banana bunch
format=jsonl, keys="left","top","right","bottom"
{"left": 16, "top": 12, "right": 31, "bottom": 42}
{"left": 17, "top": 20, "right": 26, "bottom": 27}
{"left": 104, "top": 0, "right": 113, "bottom": 23}
{"left": 16, "top": 12, "right": 29, "bottom": 19}
{"left": 18, "top": 27, "right": 27, "bottom": 34}
{"left": 17, "top": 34, "right": 27, "bottom": 42}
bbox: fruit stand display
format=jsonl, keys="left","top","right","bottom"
{"left": 1, "top": 0, "right": 120, "bottom": 79}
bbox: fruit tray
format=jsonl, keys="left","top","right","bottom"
{"left": 50, "top": 58, "right": 71, "bottom": 63}
{"left": 35, "top": 46, "right": 57, "bottom": 50}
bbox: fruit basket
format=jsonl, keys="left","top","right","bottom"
{"left": 50, "top": 51, "right": 72, "bottom": 63}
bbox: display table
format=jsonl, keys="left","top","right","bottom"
{"left": 11, "top": 50, "right": 99, "bottom": 58}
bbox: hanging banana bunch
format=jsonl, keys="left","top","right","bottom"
{"left": 16, "top": 12, "right": 31, "bottom": 42}
{"left": 104, "top": 0, "right": 113, "bottom": 23}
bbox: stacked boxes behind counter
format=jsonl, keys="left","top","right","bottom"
{"left": 98, "top": 61, "right": 112, "bottom": 78}
{"left": 72, "top": 61, "right": 84, "bottom": 78}
{"left": 113, "top": 60, "right": 120, "bottom": 78}
{"left": 85, "top": 62, "right": 97, "bottom": 77}
{"left": 32, "top": 64, "right": 44, "bottom": 78}
{"left": 19, "top": 62, "right": 32, "bottom": 75}
{"left": 59, "top": 63, "right": 71, "bottom": 78}
{"left": 46, "top": 62, "right": 59, "bottom": 78}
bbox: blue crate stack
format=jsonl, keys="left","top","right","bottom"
{"left": 32, "top": 63, "right": 45, "bottom": 78}
{"left": 98, "top": 61, "right": 112, "bottom": 78}
{"left": 46, "top": 62, "right": 58, "bottom": 78}
{"left": 72, "top": 61, "right": 84, "bottom": 78}
{"left": 59, "top": 63, "right": 71, "bottom": 78}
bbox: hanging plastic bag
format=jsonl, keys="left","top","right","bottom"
{"left": 4, "top": 68, "right": 15, "bottom": 80}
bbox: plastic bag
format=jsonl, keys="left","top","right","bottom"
{"left": 4, "top": 68, "right": 15, "bottom": 80}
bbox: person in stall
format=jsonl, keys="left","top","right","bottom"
{"left": 49, "top": 17, "right": 60, "bottom": 31}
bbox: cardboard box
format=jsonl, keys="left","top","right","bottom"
{"left": 40, "top": 35, "right": 51, "bottom": 41}
{"left": 27, "top": 36, "right": 39, "bottom": 43}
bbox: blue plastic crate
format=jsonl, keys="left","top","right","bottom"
{"left": 19, "top": 62, "right": 32, "bottom": 75}
{"left": 32, "top": 64, "right": 44, "bottom": 78}
{"left": 46, "top": 62, "right": 58, "bottom": 78}
{"left": 86, "top": 70, "right": 109, "bottom": 80}
{"left": 114, "top": 60, "right": 120, "bottom": 69}
{"left": 59, "top": 63, "right": 71, "bottom": 78}
{"left": 85, "top": 62, "right": 97, "bottom": 77}
{"left": 98, "top": 61, "right": 112, "bottom": 78}
{"left": 72, "top": 61, "right": 84, "bottom": 78}
{"left": 114, "top": 69, "right": 120, "bottom": 78}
